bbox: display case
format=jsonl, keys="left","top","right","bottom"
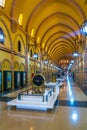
{"left": 14, "top": 71, "right": 20, "bottom": 88}
{"left": 3, "top": 71, "right": 12, "bottom": 90}
{"left": 20, "top": 71, "right": 26, "bottom": 86}
{"left": 0, "top": 71, "right": 2, "bottom": 92}
{"left": 7, "top": 74, "right": 60, "bottom": 111}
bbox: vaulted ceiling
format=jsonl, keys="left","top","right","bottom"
{"left": 2, "top": 0, "right": 87, "bottom": 68}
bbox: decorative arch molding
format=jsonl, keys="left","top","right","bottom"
{"left": 51, "top": 44, "right": 73, "bottom": 56}
{"left": 44, "top": 31, "right": 75, "bottom": 48}
{"left": 40, "top": 23, "right": 78, "bottom": 47}
{"left": 26, "top": 0, "right": 85, "bottom": 32}
{"left": 48, "top": 38, "right": 75, "bottom": 49}
{"left": 25, "top": 0, "right": 45, "bottom": 32}
{"left": 34, "top": 12, "right": 80, "bottom": 40}
{"left": 48, "top": 41, "right": 75, "bottom": 56}
{"left": 13, "top": 33, "right": 25, "bottom": 53}
{"left": 14, "top": 61, "right": 20, "bottom": 71}
{"left": 45, "top": 38, "right": 75, "bottom": 53}
{"left": 13, "top": 33, "right": 25, "bottom": 47}
{"left": 2, "top": 59, "right": 12, "bottom": 70}
{"left": 0, "top": 18, "right": 12, "bottom": 48}
{"left": 51, "top": 48, "right": 73, "bottom": 62}
{"left": 20, "top": 63, "right": 25, "bottom": 71}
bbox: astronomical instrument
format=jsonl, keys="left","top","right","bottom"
{"left": 32, "top": 74, "right": 45, "bottom": 94}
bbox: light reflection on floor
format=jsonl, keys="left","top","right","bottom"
{"left": 0, "top": 77, "right": 87, "bottom": 130}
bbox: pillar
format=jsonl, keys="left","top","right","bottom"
{"left": 82, "top": 36, "right": 87, "bottom": 94}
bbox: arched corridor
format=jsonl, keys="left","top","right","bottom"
{"left": 0, "top": 0, "right": 87, "bottom": 130}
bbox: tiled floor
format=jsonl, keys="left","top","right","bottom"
{"left": 0, "top": 77, "right": 87, "bottom": 130}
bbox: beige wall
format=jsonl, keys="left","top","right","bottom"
{"left": 0, "top": 12, "right": 57, "bottom": 92}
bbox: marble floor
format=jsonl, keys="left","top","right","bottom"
{"left": 0, "top": 77, "right": 87, "bottom": 130}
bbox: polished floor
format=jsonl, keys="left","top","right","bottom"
{"left": 0, "top": 77, "right": 87, "bottom": 130}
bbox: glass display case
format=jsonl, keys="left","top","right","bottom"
{"left": 14, "top": 71, "right": 20, "bottom": 88}
{"left": 3, "top": 71, "right": 12, "bottom": 90}
{"left": 20, "top": 71, "right": 26, "bottom": 86}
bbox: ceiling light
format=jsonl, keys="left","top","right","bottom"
{"left": 73, "top": 51, "right": 79, "bottom": 57}
{"left": 81, "top": 20, "right": 87, "bottom": 36}
{"left": 33, "top": 53, "right": 38, "bottom": 59}
{"left": 71, "top": 60, "right": 74, "bottom": 63}
{"left": 44, "top": 60, "right": 48, "bottom": 64}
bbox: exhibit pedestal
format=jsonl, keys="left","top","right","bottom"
{"left": 7, "top": 74, "right": 60, "bottom": 111}
{"left": 7, "top": 84, "right": 59, "bottom": 111}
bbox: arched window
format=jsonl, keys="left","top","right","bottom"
{"left": 0, "top": 28, "right": 4, "bottom": 43}
{"left": 18, "top": 13, "right": 23, "bottom": 26}
{"left": 0, "top": 0, "right": 5, "bottom": 8}
{"left": 18, "top": 41, "right": 21, "bottom": 52}
{"left": 30, "top": 49, "right": 32, "bottom": 57}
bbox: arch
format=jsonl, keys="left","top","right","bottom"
{"left": 25, "top": 0, "right": 45, "bottom": 32}
{"left": 14, "top": 61, "right": 20, "bottom": 71}
{"left": 26, "top": 0, "right": 85, "bottom": 32}
{"left": 44, "top": 31, "right": 75, "bottom": 48}
{"left": 40, "top": 23, "right": 78, "bottom": 47}
{"left": 20, "top": 63, "right": 25, "bottom": 71}
{"left": 2, "top": 59, "right": 12, "bottom": 70}
{"left": 34, "top": 12, "right": 80, "bottom": 41}
{"left": 46, "top": 38, "right": 76, "bottom": 53}
{"left": 0, "top": 18, "right": 12, "bottom": 48}
{"left": 13, "top": 33, "right": 25, "bottom": 54}
{"left": 49, "top": 41, "right": 75, "bottom": 56}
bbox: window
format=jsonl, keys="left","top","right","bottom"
{"left": 0, "top": 28, "right": 4, "bottom": 43}
{"left": 0, "top": 0, "right": 5, "bottom": 8}
{"left": 18, "top": 13, "right": 23, "bottom": 26}
{"left": 31, "top": 28, "right": 34, "bottom": 38}
{"left": 30, "top": 49, "right": 32, "bottom": 57}
{"left": 18, "top": 41, "right": 21, "bottom": 52}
